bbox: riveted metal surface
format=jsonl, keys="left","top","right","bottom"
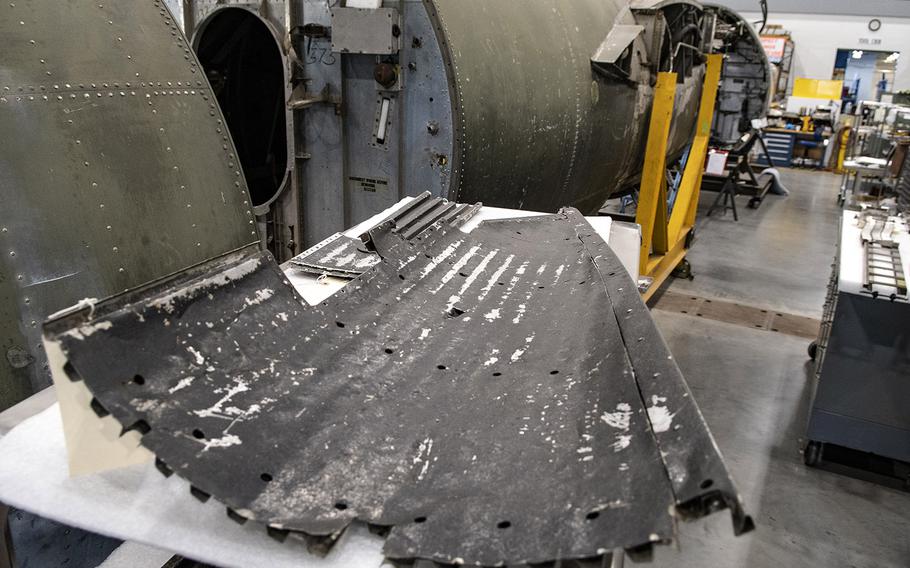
{"left": 0, "top": 0, "right": 258, "bottom": 408}
{"left": 165, "top": 1, "right": 705, "bottom": 249}
{"left": 426, "top": 0, "right": 704, "bottom": 213}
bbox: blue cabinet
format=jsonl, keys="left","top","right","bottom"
{"left": 755, "top": 130, "right": 795, "bottom": 168}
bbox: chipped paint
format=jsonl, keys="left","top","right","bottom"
{"left": 612, "top": 434, "right": 632, "bottom": 452}
{"left": 169, "top": 376, "right": 194, "bottom": 394}
{"left": 201, "top": 433, "right": 242, "bottom": 452}
{"left": 512, "top": 303, "right": 527, "bottom": 324}
{"left": 186, "top": 346, "right": 205, "bottom": 366}
{"left": 317, "top": 241, "right": 351, "bottom": 263}
{"left": 413, "top": 437, "right": 434, "bottom": 481}
{"left": 601, "top": 402, "right": 632, "bottom": 430}
{"left": 477, "top": 254, "right": 515, "bottom": 302}
{"left": 433, "top": 245, "right": 481, "bottom": 293}
{"left": 647, "top": 395, "right": 675, "bottom": 434}
{"left": 151, "top": 256, "right": 262, "bottom": 314}
{"left": 420, "top": 240, "right": 463, "bottom": 280}
{"left": 193, "top": 378, "right": 250, "bottom": 419}
{"left": 244, "top": 288, "right": 274, "bottom": 307}
{"left": 64, "top": 320, "right": 113, "bottom": 341}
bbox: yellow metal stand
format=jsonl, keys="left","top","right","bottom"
{"left": 637, "top": 53, "right": 722, "bottom": 302}
{"left": 834, "top": 127, "right": 851, "bottom": 174}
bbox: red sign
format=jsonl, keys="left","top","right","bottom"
{"left": 761, "top": 36, "right": 787, "bottom": 64}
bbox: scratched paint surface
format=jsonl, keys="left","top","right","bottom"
{"left": 51, "top": 211, "right": 750, "bottom": 565}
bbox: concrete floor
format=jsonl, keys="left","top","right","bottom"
{"left": 669, "top": 170, "right": 843, "bottom": 318}
{"left": 650, "top": 170, "right": 910, "bottom": 568}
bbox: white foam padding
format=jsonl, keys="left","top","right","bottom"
{"left": 0, "top": 405, "right": 388, "bottom": 568}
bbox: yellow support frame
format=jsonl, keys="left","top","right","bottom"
{"left": 636, "top": 53, "right": 723, "bottom": 302}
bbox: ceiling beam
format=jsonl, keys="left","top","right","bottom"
{"left": 711, "top": 0, "right": 910, "bottom": 19}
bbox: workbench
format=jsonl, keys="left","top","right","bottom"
{"left": 805, "top": 209, "right": 910, "bottom": 488}
{"left": 0, "top": 200, "right": 640, "bottom": 568}
{"left": 839, "top": 157, "right": 891, "bottom": 205}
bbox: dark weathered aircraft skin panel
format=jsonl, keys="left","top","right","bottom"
{"left": 0, "top": 0, "right": 258, "bottom": 406}
{"left": 47, "top": 210, "right": 751, "bottom": 566}
{"left": 427, "top": 0, "right": 704, "bottom": 214}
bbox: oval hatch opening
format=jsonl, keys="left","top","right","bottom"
{"left": 195, "top": 8, "right": 287, "bottom": 208}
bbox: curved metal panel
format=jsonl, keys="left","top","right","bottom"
{"left": 427, "top": 0, "right": 705, "bottom": 214}
{"left": 0, "top": 0, "right": 258, "bottom": 407}
{"left": 47, "top": 208, "right": 751, "bottom": 566}
{"left": 707, "top": 4, "right": 771, "bottom": 145}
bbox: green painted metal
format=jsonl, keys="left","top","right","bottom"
{"left": 428, "top": 0, "right": 703, "bottom": 213}
{"left": 0, "top": 0, "right": 258, "bottom": 410}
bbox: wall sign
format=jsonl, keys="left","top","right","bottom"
{"left": 761, "top": 36, "right": 787, "bottom": 64}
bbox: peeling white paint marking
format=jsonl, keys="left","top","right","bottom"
{"left": 612, "top": 434, "right": 632, "bottom": 452}
{"left": 413, "top": 437, "right": 434, "bottom": 481}
{"left": 420, "top": 240, "right": 463, "bottom": 280}
{"left": 151, "top": 256, "right": 262, "bottom": 314}
{"left": 298, "top": 367, "right": 317, "bottom": 376}
{"left": 201, "top": 433, "right": 242, "bottom": 452}
{"left": 317, "top": 241, "right": 350, "bottom": 263}
{"left": 496, "top": 261, "right": 531, "bottom": 308}
{"left": 512, "top": 303, "right": 527, "bottom": 324}
{"left": 333, "top": 252, "right": 357, "bottom": 267}
{"left": 477, "top": 254, "right": 515, "bottom": 302}
{"left": 457, "top": 249, "right": 498, "bottom": 296}
{"left": 619, "top": 462, "right": 630, "bottom": 472}
{"left": 65, "top": 320, "right": 113, "bottom": 340}
{"left": 359, "top": 255, "right": 382, "bottom": 269}
{"left": 577, "top": 447, "right": 593, "bottom": 454}
{"left": 433, "top": 245, "right": 481, "bottom": 293}
{"left": 276, "top": 312, "right": 288, "bottom": 322}
{"left": 169, "top": 376, "right": 194, "bottom": 394}
{"left": 553, "top": 264, "right": 566, "bottom": 284}
{"left": 396, "top": 254, "right": 417, "bottom": 270}
{"left": 581, "top": 455, "right": 594, "bottom": 462}
{"left": 244, "top": 288, "right": 274, "bottom": 307}
{"left": 536, "top": 263, "right": 548, "bottom": 276}
{"left": 419, "top": 328, "right": 431, "bottom": 340}
{"left": 186, "top": 346, "right": 205, "bottom": 366}
{"left": 601, "top": 402, "right": 632, "bottom": 430}
{"left": 510, "top": 336, "right": 535, "bottom": 363}
{"left": 646, "top": 395, "right": 676, "bottom": 434}
{"left": 483, "top": 348, "right": 501, "bottom": 367}
{"left": 484, "top": 308, "right": 501, "bottom": 322}
{"left": 193, "top": 379, "right": 250, "bottom": 419}
{"left": 516, "top": 335, "right": 533, "bottom": 362}
{"left": 439, "top": 249, "right": 499, "bottom": 313}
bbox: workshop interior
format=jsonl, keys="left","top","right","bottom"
{"left": 1, "top": 0, "right": 909, "bottom": 566}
